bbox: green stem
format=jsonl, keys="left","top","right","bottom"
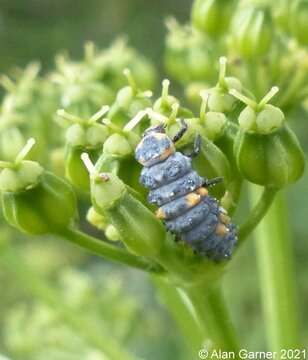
{"left": 238, "top": 185, "right": 278, "bottom": 245}
{"left": 152, "top": 237, "right": 240, "bottom": 352}
{"left": 251, "top": 188, "right": 300, "bottom": 350}
{"left": 58, "top": 227, "right": 163, "bottom": 273}
{"left": 182, "top": 284, "right": 240, "bottom": 352}
{"left": 0, "top": 244, "right": 138, "bottom": 360}
{"left": 151, "top": 275, "right": 205, "bottom": 355}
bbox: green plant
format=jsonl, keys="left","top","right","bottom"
{"left": 0, "top": 0, "right": 307, "bottom": 358}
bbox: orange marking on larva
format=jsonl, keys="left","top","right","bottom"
{"left": 186, "top": 192, "right": 201, "bottom": 207}
{"left": 137, "top": 157, "right": 150, "bottom": 167}
{"left": 157, "top": 146, "right": 175, "bottom": 162}
{"left": 215, "top": 223, "right": 229, "bottom": 236}
{"left": 219, "top": 213, "right": 231, "bottom": 224}
{"left": 196, "top": 187, "right": 208, "bottom": 196}
{"left": 156, "top": 207, "right": 166, "bottom": 219}
{"left": 153, "top": 133, "right": 166, "bottom": 140}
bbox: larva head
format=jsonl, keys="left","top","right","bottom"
{"left": 135, "top": 125, "right": 175, "bottom": 167}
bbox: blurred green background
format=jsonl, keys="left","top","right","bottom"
{"left": 0, "top": 0, "right": 190, "bottom": 73}
{"left": 0, "top": 1, "right": 307, "bottom": 359}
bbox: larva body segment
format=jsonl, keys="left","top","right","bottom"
{"left": 135, "top": 123, "right": 237, "bottom": 262}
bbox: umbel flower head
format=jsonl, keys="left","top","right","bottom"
{"left": 231, "top": 87, "right": 305, "bottom": 188}
{"left": 0, "top": 139, "right": 77, "bottom": 234}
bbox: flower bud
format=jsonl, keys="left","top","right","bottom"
{"left": 105, "top": 224, "right": 120, "bottom": 241}
{"left": 164, "top": 19, "right": 215, "bottom": 84}
{"left": 81, "top": 153, "right": 165, "bottom": 255}
{"left": 86, "top": 206, "right": 120, "bottom": 240}
{"left": 191, "top": 0, "right": 237, "bottom": 36}
{"left": 207, "top": 57, "right": 243, "bottom": 113}
{"left": 57, "top": 106, "right": 110, "bottom": 192}
{"left": 95, "top": 117, "right": 146, "bottom": 195}
{"left": 192, "top": 134, "right": 231, "bottom": 199}
{"left": 234, "top": 125, "right": 305, "bottom": 188}
{"left": 65, "top": 147, "right": 97, "bottom": 193}
{"left": 103, "top": 134, "right": 132, "bottom": 156}
{"left": 199, "top": 89, "right": 228, "bottom": 140}
{"left": 289, "top": 0, "right": 308, "bottom": 45}
{"left": 231, "top": 87, "right": 305, "bottom": 187}
{"left": 230, "top": 2, "right": 274, "bottom": 59}
{"left": 0, "top": 139, "right": 77, "bottom": 234}
{"left": 107, "top": 69, "right": 153, "bottom": 129}
{"left": 152, "top": 79, "right": 193, "bottom": 119}
{"left": 86, "top": 206, "right": 109, "bottom": 231}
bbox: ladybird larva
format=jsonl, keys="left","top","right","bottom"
{"left": 135, "top": 120, "right": 237, "bottom": 262}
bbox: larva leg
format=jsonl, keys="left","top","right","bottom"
{"left": 186, "top": 134, "right": 201, "bottom": 158}
{"left": 172, "top": 118, "right": 187, "bottom": 142}
{"left": 204, "top": 177, "right": 224, "bottom": 187}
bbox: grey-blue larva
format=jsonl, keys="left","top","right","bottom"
{"left": 135, "top": 120, "right": 237, "bottom": 262}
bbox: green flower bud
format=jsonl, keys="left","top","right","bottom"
{"left": 86, "top": 206, "right": 109, "bottom": 231}
{"left": 207, "top": 57, "right": 243, "bottom": 113}
{"left": 58, "top": 106, "right": 110, "bottom": 149}
{"left": 230, "top": 86, "right": 283, "bottom": 133}
{"left": 87, "top": 206, "right": 120, "bottom": 240}
{"left": 95, "top": 117, "right": 146, "bottom": 196}
{"left": 103, "top": 134, "right": 132, "bottom": 156}
{"left": 57, "top": 107, "right": 110, "bottom": 192}
{"left": 105, "top": 224, "right": 120, "bottom": 241}
{"left": 153, "top": 79, "right": 179, "bottom": 115}
{"left": 199, "top": 90, "right": 241, "bottom": 181}
{"left": 231, "top": 87, "right": 305, "bottom": 187}
{"left": 65, "top": 147, "right": 97, "bottom": 193}
{"left": 191, "top": 0, "right": 237, "bottom": 36}
{"left": 230, "top": 2, "right": 274, "bottom": 59}
{"left": 0, "top": 139, "right": 77, "bottom": 234}
{"left": 53, "top": 52, "right": 114, "bottom": 110}
{"left": 199, "top": 89, "right": 228, "bottom": 140}
{"left": 289, "top": 0, "right": 308, "bottom": 45}
{"left": 203, "top": 111, "right": 228, "bottom": 140}
{"left": 81, "top": 153, "right": 165, "bottom": 255}
{"left": 234, "top": 124, "right": 305, "bottom": 188}
{"left": 152, "top": 79, "right": 193, "bottom": 119}
{"left": 164, "top": 19, "right": 215, "bottom": 84}
{"left": 192, "top": 135, "right": 231, "bottom": 199}
{"left": 0, "top": 139, "right": 43, "bottom": 193}
{"left": 107, "top": 69, "right": 153, "bottom": 129}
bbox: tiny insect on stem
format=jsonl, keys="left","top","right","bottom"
{"left": 81, "top": 153, "right": 109, "bottom": 182}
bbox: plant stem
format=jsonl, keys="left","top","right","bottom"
{"left": 251, "top": 188, "right": 300, "bottom": 350}
{"left": 0, "top": 244, "right": 138, "bottom": 360}
{"left": 58, "top": 227, "right": 164, "bottom": 273}
{"left": 182, "top": 283, "right": 240, "bottom": 352}
{"left": 238, "top": 185, "right": 278, "bottom": 245}
{"left": 151, "top": 275, "right": 205, "bottom": 355}
{"left": 152, "top": 238, "right": 240, "bottom": 352}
